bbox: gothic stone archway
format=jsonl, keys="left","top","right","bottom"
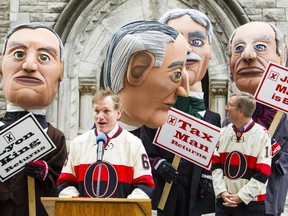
{"left": 52, "top": 0, "right": 249, "bottom": 141}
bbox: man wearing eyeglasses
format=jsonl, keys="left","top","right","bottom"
{"left": 228, "top": 21, "right": 288, "bottom": 216}
{"left": 212, "top": 91, "right": 271, "bottom": 216}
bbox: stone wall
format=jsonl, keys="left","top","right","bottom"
{"left": 0, "top": 0, "right": 287, "bottom": 213}
{"left": 0, "top": 0, "right": 69, "bottom": 50}
{"left": 0, "top": 0, "right": 69, "bottom": 117}
{"left": 0, "top": 0, "right": 10, "bottom": 117}
{"left": 237, "top": 0, "right": 288, "bottom": 40}
{"left": 0, "top": 0, "right": 9, "bottom": 49}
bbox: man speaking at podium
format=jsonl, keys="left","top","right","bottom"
{"left": 57, "top": 88, "right": 154, "bottom": 198}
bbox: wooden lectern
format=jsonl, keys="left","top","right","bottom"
{"left": 41, "top": 197, "right": 151, "bottom": 216}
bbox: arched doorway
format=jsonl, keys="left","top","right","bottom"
{"left": 51, "top": 0, "right": 249, "bottom": 141}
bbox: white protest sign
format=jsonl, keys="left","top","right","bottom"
{"left": 153, "top": 107, "right": 221, "bottom": 169}
{"left": 254, "top": 62, "right": 288, "bottom": 113}
{"left": 0, "top": 113, "right": 56, "bottom": 182}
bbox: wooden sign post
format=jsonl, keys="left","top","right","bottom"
{"left": 153, "top": 108, "right": 221, "bottom": 210}
{"left": 157, "top": 155, "right": 180, "bottom": 210}
{"left": 28, "top": 176, "right": 36, "bottom": 216}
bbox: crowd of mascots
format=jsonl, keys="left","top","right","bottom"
{"left": 0, "top": 7, "right": 287, "bottom": 216}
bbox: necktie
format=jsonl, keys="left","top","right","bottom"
{"left": 174, "top": 96, "right": 206, "bottom": 119}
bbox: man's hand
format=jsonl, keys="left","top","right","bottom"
{"left": 220, "top": 191, "right": 240, "bottom": 207}
{"left": 152, "top": 158, "right": 179, "bottom": 183}
{"left": 25, "top": 160, "right": 48, "bottom": 182}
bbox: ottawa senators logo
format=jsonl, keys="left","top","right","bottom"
{"left": 84, "top": 161, "right": 118, "bottom": 197}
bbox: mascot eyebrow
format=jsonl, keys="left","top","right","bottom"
{"left": 102, "top": 20, "right": 179, "bottom": 94}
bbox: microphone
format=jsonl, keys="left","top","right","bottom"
{"left": 96, "top": 133, "right": 107, "bottom": 162}
{"left": 96, "top": 133, "right": 107, "bottom": 197}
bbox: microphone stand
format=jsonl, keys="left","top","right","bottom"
{"left": 96, "top": 161, "right": 102, "bottom": 198}
{"left": 95, "top": 133, "right": 106, "bottom": 198}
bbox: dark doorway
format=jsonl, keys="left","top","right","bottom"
{"left": 201, "top": 71, "right": 209, "bottom": 109}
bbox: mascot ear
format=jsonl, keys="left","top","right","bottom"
{"left": 126, "top": 51, "right": 155, "bottom": 86}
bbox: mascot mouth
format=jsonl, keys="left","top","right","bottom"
{"left": 14, "top": 76, "right": 44, "bottom": 86}
{"left": 237, "top": 68, "right": 264, "bottom": 77}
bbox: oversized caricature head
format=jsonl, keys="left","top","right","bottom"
{"left": 0, "top": 23, "right": 64, "bottom": 110}
{"left": 102, "top": 20, "right": 189, "bottom": 128}
{"left": 159, "top": 8, "right": 213, "bottom": 87}
{"left": 228, "top": 21, "right": 287, "bottom": 95}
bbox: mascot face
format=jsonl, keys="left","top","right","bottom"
{"left": 167, "top": 14, "right": 212, "bottom": 86}
{"left": 229, "top": 22, "right": 284, "bottom": 95}
{"left": 1, "top": 27, "right": 64, "bottom": 109}
{"left": 118, "top": 33, "right": 189, "bottom": 128}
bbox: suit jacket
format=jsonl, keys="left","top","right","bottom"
{"left": 0, "top": 117, "right": 67, "bottom": 216}
{"left": 141, "top": 109, "right": 221, "bottom": 216}
{"left": 189, "top": 109, "right": 221, "bottom": 215}
{"left": 265, "top": 113, "right": 288, "bottom": 214}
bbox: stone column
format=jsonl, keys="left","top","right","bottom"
{"left": 78, "top": 79, "right": 97, "bottom": 135}
{"left": 211, "top": 79, "right": 228, "bottom": 123}
{"left": 209, "top": 63, "right": 229, "bottom": 124}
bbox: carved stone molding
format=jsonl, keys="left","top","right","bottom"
{"left": 78, "top": 78, "right": 97, "bottom": 95}
{"left": 78, "top": 85, "right": 97, "bottom": 95}
{"left": 210, "top": 78, "right": 228, "bottom": 97}
{"left": 211, "top": 87, "right": 227, "bottom": 96}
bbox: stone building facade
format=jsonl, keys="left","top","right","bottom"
{"left": 0, "top": 0, "right": 288, "bottom": 213}
{"left": 2, "top": 0, "right": 287, "bottom": 141}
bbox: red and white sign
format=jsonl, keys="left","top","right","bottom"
{"left": 254, "top": 62, "right": 288, "bottom": 113}
{"left": 0, "top": 113, "right": 56, "bottom": 182}
{"left": 153, "top": 107, "right": 221, "bottom": 169}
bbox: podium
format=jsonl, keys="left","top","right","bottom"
{"left": 41, "top": 197, "right": 152, "bottom": 216}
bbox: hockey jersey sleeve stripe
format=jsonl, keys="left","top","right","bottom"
{"left": 211, "top": 154, "right": 222, "bottom": 171}
{"left": 57, "top": 180, "right": 78, "bottom": 194}
{"left": 57, "top": 172, "right": 77, "bottom": 185}
{"left": 57, "top": 172, "right": 78, "bottom": 194}
{"left": 133, "top": 184, "right": 153, "bottom": 197}
{"left": 133, "top": 174, "right": 155, "bottom": 188}
{"left": 253, "top": 170, "right": 270, "bottom": 184}
{"left": 253, "top": 163, "right": 271, "bottom": 183}
{"left": 255, "top": 163, "right": 271, "bottom": 176}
